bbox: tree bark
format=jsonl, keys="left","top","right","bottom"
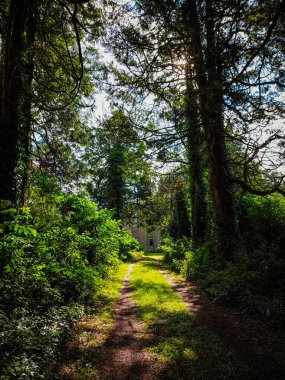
{"left": 0, "top": 0, "right": 27, "bottom": 203}
{"left": 185, "top": 63, "right": 207, "bottom": 245}
{"left": 185, "top": 0, "right": 238, "bottom": 258}
{"left": 20, "top": 0, "right": 38, "bottom": 205}
{"left": 0, "top": 0, "right": 37, "bottom": 205}
{"left": 204, "top": 0, "right": 238, "bottom": 257}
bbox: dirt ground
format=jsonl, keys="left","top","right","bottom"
{"left": 53, "top": 260, "right": 285, "bottom": 380}
{"left": 97, "top": 263, "right": 156, "bottom": 380}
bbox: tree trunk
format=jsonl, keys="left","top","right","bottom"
{"left": 0, "top": 37, "right": 3, "bottom": 124}
{"left": 204, "top": 0, "right": 238, "bottom": 257}
{"left": 185, "top": 0, "right": 238, "bottom": 258}
{"left": 20, "top": 0, "right": 38, "bottom": 205}
{"left": 0, "top": 0, "right": 37, "bottom": 205}
{"left": 0, "top": 0, "right": 27, "bottom": 203}
{"left": 185, "top": 63, "right": 207, "bottom": 245}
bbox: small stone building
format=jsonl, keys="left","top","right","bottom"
{"left": 125, "top": 223, "right": 161, "bottom": 251}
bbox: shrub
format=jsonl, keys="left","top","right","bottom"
{"left": 237, "top": 194, "right": 285, "bottom": 255}
{"left": 161, "top": 194, "right": 285, "bottom": 327}
{"left": 162, "top": 239, "right": 285, "bottom": 327}
{"left": 162, "top": 236, "right": 192, "bottom": 273}
{"left": 118, "top": 229, "right": 142, "bottom": 261}
{"left": 0, "top": 194, "right": 139, "bottom": 378}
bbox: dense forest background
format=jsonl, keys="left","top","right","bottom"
{"left": 0, "top": 0, "right": 284, "bottom": 378}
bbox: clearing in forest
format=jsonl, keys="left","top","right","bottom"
{"left": 52, "top": 254, "right": 285, "bottom": 380}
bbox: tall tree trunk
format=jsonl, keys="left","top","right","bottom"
{"left": 169, "top": 178, "right": 191, "bottom": 240}
{"left": 185, "top": 63, "right": 207, "bottom": 246}
{"left": 184, "top": 0, "right": 238, "bottom": 259}
{"left": 0, "top": 0, "right": 27, "bottom": 203}
{"left": 204, "top": 0, "right": 238, "bottom": 257}
{"left": 106, "top": 144, "right": 126, "bottom": 220}
{"left": 20, "top": 0, "right": 38, "bottom": 205}
{"left": 0, "top": 37, "right": 3, "bottom": 124}
{"left": 0, "top": 0, "right": 37, "bottom": 205}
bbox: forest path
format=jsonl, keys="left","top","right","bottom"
{"left": 95, "top": 262, "right": 156, "bottom": 379}
{"left": 52, "top": 256, "right": 285, "bottom": 380}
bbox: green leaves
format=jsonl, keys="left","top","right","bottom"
{"left": 30, "top": 228, "right": 37, "bottom": 238}
{"left": 0, "top": 192, "right": 140, "bottom": 378}
{"left": 14, "top": 224, "right": 37, "bottom": 237}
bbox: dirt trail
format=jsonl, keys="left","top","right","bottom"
{"left": 99, "top": 263, "right": 155, "bottom": 380}
{"left": 53, "top": 259, "right": 285, "bottom": 380}
{"left": 160, "top": 268, "right": 285, "bottom": 380}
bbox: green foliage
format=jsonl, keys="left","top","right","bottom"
{"left": 182, "top": 245, "right": 215, "bottom": 281}
{"left": 88, "top": 111, "right": 154, "bottom": 224}
{"left": 0, "top": 193, "right": 138, "bottom": 378}
{"left": 104, "top": 143, "right": 127, "bottom": 219}
{"left": 163, "top": 243, "right": 285, "bottom": 327}
{"left": 195, "top": 248, "right": 285, "bottom": 328}
{"left": 161, "top": 236, "right": 192, "bottom": 273}
{"left": 161, "top": 194, "right": 285, "bottom": 327}
{"left": 0, "top": 305, "right": 82, "bottom": 380}
{"left": 167, "top": 180, "right": 191, "bottom": 240}
{"left": 237, "top": 194, "right": 285, "bottom": 255}
{"left": 118, "top": 230, "right": 142, "bottom": 261}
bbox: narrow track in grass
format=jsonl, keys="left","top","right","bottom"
{"left": 98, "top": 262, "right": 155, "bottom": 379}
{"left": 129, "top": 254, "right": 285, "bottom": 380}
{"left": 130, "top": 255, "right": 241, "bottom": 379}
{"left": 51, "top": 262, "right": 157, "bottom": 380}
{"left": 52, "top": 256, "right": 285, "bottom": 380}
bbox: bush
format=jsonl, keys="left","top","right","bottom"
{"left": 162, "top": 240, "right": 285, "bottom": 327}
{"left": 0, "top": 194, "right": 139, "bottom": 378}
{"left": 237, "top": 194, "right": 285, "bottom": 255}
{"left": 195, "top": 249, "right": 285, "bottom": 326}
{"left": 161, "top": 194, "right": 285, "bottom": 327}
{"left": 162, "top": 236, "right": 192, "bottom": 273}
{"left": 118, "top": 229, "right": 142, "bottom": 261}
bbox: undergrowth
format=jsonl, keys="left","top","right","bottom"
{"left": 0, "top": 193, "right": 140, "bottom": 379}
{"left": 161, "top": 195, "right": 285, "bottom": 328}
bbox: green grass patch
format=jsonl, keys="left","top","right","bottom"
{"left": 87, "top": 262, "right": 130, "bottom": 320}
{"left": 130, "top": 256, "right": 245, "bottom": 380}
{"left": 140, "top": 252, "right": 164, "bottom": 263}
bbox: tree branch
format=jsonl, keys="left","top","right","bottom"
{"left": 233, "top": 178, "right": 285, "bottom": 196}
{"left": 229, "top": 0, "right": 285, "bottom": 86}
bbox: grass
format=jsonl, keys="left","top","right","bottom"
{"left": 49, "top": 262, "right": 129, "bottom": 379}
{"left": 130, "top": 254, "right": 245, "bottom": 380}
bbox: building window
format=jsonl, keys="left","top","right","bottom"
{"left": 134, "top": 213, "right": 138, "bottom": 224}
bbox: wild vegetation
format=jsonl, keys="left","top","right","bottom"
{"left": 0, "top": 0, "right": 284, "bottom": 378}
{"left": 0, "top": 184, "right": 140, "bottom": 377}
{"left": 162, "top": 193, "right": 285, "bottom": 327}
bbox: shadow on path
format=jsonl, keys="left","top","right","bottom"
{"left": 160, "top": 264, "right": 285, "bottom": 380}
{"left": 51, "top": 257, "right": 285, "bottom": 380}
